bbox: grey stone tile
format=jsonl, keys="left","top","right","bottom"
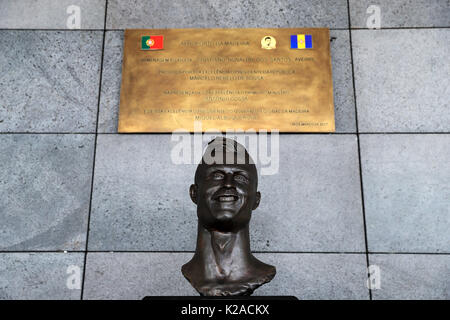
{"left": 88, "top": 134, "right": 198, "bottom": 251}
{"left": 330, "top": 30, "right": 356, "bottom": 132}
{"left": 83, "top": 252, "right": 369, "bottom": 299}
{"left": 360, "top": 134, "right": 450, "bottom": 253}
{"left": 255, "top": 253, "right": 369, "bottom": 299}
{"left": 97, "top": 30, "right": 356, "bottom": 133}
{"left": 352, "top": 29, "right": 450, "bottom": 132}
{"left": 0, "top": 134, "right": 94, "bottom": 250}
{"left": 349, "top": 0, "right": 450, "bottom": 28}
{"left": 0, "top": 253, "right": 84, "bottom": 300}
{"left": 83, "top": 253, "right": 197, "bottom": 299}
{"left": 0, "top": 0, "right": 106, "bottom": 29}
{"left": 88, "top": 134, "right": 365, "bottom": 252}
{"left": 98, "top": 31, "right": 123, "bottom": 133}
{"left": 253, "top": 135, "right": 365, "bottom": 252}
{"left": 106, "top": 0, "right": 349, "bottom": 29}
{"left": 370, "top": 254, "right": 450, "bottom": 300}
{"left": 0, "top": 31, "right": 103, "bottom": 132}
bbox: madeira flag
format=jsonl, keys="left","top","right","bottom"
{"left": 290, "top": 34, "right": 312, "bottom": 49}
{"left": 141, "top": 35, "right": 164, "bottom": 50}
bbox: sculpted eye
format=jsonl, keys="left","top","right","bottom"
{"left": 234, "top": 174, "right": 249, "bottom": 183}
{"left": 212, "top": 172, "right": 224, "bottom": 179}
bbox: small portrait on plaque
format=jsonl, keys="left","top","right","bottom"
{"left": 261, "top": 35, "right": 276, "bottom": 50}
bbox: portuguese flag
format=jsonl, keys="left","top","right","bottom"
{"left": 141, "top": 35, "right": 164, "bottom": 50}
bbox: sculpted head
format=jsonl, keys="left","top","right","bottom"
{"left": 190, "top": 137, "right": 261, "bottom": 233}
{"left": 183, "top": 137, "right": 276, "bottom": 296}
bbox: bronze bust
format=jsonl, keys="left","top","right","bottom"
{"left": 182, "top": 137, "right": 276, "bottom": 296}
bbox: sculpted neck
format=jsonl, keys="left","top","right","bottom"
{"left": 195, "top": 222, "right": 252, "bottom": 281}
{"left": 182, "top": 217, "right": 277, "bottom": 296}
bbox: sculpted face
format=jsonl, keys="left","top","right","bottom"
{"left": 191, "top": 162, "right": 260, "bottom": 232}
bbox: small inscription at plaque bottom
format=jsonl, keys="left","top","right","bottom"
{"left": 118, "top": 28, "right": 335, "bottom": 132}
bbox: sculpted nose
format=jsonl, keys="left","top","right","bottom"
{"left": 224, "top": 173, "right": 234, "bottom": 188}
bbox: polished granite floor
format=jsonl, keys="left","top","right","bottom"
{"left": 0, "top": 0, "right": 449, "bottom": 300}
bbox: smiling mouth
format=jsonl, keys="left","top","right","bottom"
{"left": 214, "top": 195, "right": 239, "bottom": 202}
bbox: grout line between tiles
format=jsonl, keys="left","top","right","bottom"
{"left": 347, "top": 0, "right": 372, "bottom": 301}
{"left": 80, "top": 0, "right": 108, "bottom": 301}
{"left": 1, "top": 132, "right": 449, "bottom": 135}
{"left": 1, "top": 250, "right": 449, "bottom": 255}
{"left": 1, "top": 27, "right": 449, "bottom": 31}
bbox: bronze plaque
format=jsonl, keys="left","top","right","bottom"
{"left": 118, "top": 28, "right": 335, "bottom": 132}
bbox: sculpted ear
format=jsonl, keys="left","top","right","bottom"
{"left": 252, "top": 191, "right": 261, "bottom": 210}
{"left": 189, "top": 184, "right": 198, "bottom": 205}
